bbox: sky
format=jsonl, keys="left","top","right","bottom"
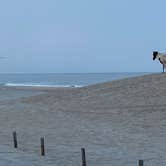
{"left": 0, "top": 0, "right": 165, "bottom": 73}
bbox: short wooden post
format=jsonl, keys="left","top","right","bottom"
{"left": 81, "top": 148, "right": 87, "bottom": 166}
{"left": 163, "top": 64, "right": 165, "bottom": 73}
{"left": 13, "top": 131, "right": 18, "bottom": 148}
{"left": 40, "top": 137, "right": 45, "bottom": 156}
{"left": 139, "top": 160, "right": 144, "bottom": 166}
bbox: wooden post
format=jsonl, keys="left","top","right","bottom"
{"left": 81, "top": 148, "right": 87, "bottom": 166}
{"left": 13, "top": 131, "right": 18, "bottom": 148}
{"left": 139, "top": 160, "right": 144, "bottom": 166}
{"left": 40, "top": 137, "right": 45, "bottom": 156}
{"left": 163, "top": 64, "right": 165, "bottom": 73}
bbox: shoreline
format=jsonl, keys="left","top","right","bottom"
{"left": 0, "top": 72, "right": 151, "bottom": 90}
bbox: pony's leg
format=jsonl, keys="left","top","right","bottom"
{"left": 163, "top": 64, "right": 165, "bottom": 73}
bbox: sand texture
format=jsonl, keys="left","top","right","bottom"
{"left": 0, "top": 73, "right": 166, "bottom": 165}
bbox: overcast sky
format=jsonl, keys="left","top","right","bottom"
{"left": 0, "top": 0, "right": 165, "bottom": 73}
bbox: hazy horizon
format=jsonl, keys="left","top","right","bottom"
{"left": 0, "top": 72, "right": 152, "bottom": 74}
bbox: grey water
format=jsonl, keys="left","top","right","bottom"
{"left": 0, "top": 73, "right": 150, "bottom": 87}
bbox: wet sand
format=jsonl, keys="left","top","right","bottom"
{"left": 0, "top": 73, "right": 166, "bottom": 166}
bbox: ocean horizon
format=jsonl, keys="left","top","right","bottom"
{"left": 0, "top": 72, "right": 151, "bottom": 87}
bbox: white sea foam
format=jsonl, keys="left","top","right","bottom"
{"left": 3, "top": 83, "right": 83, "bottom": 88}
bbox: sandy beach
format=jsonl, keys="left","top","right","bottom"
{"left": 0, "top": 73, "right": 166, "bottom": 166}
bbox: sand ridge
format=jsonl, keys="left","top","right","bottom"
{"left": 0, "top": 73, "right": 166, "bottom": 165}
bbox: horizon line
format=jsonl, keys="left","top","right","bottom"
{"left": 0, "top": 72, "right": 155, "bottom": 74}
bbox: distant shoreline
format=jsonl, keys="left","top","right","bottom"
{"left": 0, "top": 72, "right": 151, "bottom": 88}
{"left": 2, "top": 83, "right": 82, "bottom": 88}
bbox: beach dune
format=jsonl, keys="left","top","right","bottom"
{"left": 0, "top": 73, "right": 166, "bottom": 166}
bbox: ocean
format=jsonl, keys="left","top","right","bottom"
{"left": 0, "top": 73, "right": 150, "bottom": 87}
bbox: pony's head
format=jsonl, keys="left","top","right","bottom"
{"left": 153, "top": 51, "right": 158, "bottom": 60}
